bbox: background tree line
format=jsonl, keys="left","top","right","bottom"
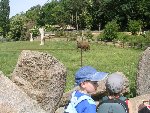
{"left": 1, "top": 0, "right": 150, "bottom": 41}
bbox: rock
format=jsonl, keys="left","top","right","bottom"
{"left": 0, "top": 71, "right": 46, "bottom": 113}
{"left": 59, "top": 86, "right": 79, "bottom": 107}
{"left": 129, "top": 94, "right": 150, "bottom": 113}
{"left": 55, "top": 107, "right": 65, "bottom": 113}
{"left": 11, "top": 50, "right": 67, "bottom": 113}
{"left": 136, "top": 47, "right": 150, "bottom": 95}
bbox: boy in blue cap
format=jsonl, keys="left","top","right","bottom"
{"left": 64, "top": 66, "right": 108, "bottom": 113}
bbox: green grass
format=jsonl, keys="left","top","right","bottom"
{"left": 0, "top": 41, "right": 142, "bottom": 97}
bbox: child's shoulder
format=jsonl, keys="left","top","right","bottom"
{"left": 75, "top": 90, "right": 85, "bottom": 98}
{"left": 74, "top": 90, "right": 95, "bottom": 105}
{"left": 74, "top": 90, "right": 89, "bottom": 98}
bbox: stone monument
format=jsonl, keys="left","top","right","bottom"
{"left": 30, "top": 33, "right": 33, "bottom": 42}
{"left": 39, "top": 27, "right": 45, "bottom": 45}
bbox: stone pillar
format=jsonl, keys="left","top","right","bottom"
{"left": 30, "top": 33, "right": 33, "bottom": 42}
{"left": 99, "top": 23, "right": 101, "bottom": 31}
{"left": 39, "top": 27, "right": 45, "bottom": 45}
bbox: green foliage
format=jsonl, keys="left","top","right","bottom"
{"left": 66, "top": 31, "right": 79, "bottom": 41}
{"left": 41, "top": 1, "right": 60, "bottom": 25}
{"left": 115, "top": 32, "right": 150, "bottom": 49}
{"left": 7, "top": 15, "right": 27, "bottom": 41}
{"left": 25, "top": 5, "right": 41, "bottom": 24}
{"left": 143, "top": 31, "right": 150, "bottom": 39}
{"left": 7, "top": 0, "right": 150, "bottom": 32}
{"left": 83, "top": 30, "right": 94, "bottom": 41}
{"left": 142, "top": 31, "right": 150, "bottom": 48}
{"left": 138, "top": 0, "right": 150, "bottom": 27}
{"left": 117, "top": 32, "right": 131, "bottom": 44}
{"left": 103, "top": 20, "right": 119, "bottom": 41}
{"left": 0, "top": 27, "right": 2, "bottom": 31}
{"left": 29, "top": 26, "right": 39, "bottom": 37}
{"left": 80, "top": 10, "right": 93, "bottom": 30}
{"left": 96, "top": 32, "right": 104, "bottom": 41}
{"left": 45, "top": 24, "right": 56, "bottom": 32}
{"left": 55, "top": 30, "right": 65, "bottom": 37}
{"left": 0, "top": 0, "right": 10, "bottom": 38}
{"left": 128, "top": 20, "right": 141, "bottom": 35}
{"left": 0, "top": 51, "right": 19, "bottom": 77}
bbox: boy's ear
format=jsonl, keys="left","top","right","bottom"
{"left": 80, "top": 82, "right": 86, "bottom": 88}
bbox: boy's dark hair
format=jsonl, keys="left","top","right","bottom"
{"left": 105, "top": 73, "right": 124, "bottom": 94}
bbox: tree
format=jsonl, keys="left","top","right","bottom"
{"left": 138, "top": 0, "right": 150, "bottom": 29}
{"left": 7, "top": 14, "right": 28, "bottom": 41}
{"left": 61, "top": 0, "right": 93, "bottom": 29}
{"left": 26, "top": 5, "right": 41, "bottom": 25}
{"left": 0, "top": 0, "right": 10, "bottom": 38}
{"left": 40, "top": 1, "right": 59, "bottom": 25}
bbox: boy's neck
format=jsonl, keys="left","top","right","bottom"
{"left": 78, "top": 89, "right": 88, "bottom": 95}
{"left": 108, "top": 95, "right": 120, "bottom": 99}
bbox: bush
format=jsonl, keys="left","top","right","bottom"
{"left": 45, "top": 24, "right": 57, "bottom": 32}
{"left": 96, "top": 32, "right": 104, "bottom": 41}
{"left": 55, "top": 30, "right": 64, "bottom": 37}
{"left": 142, "top": 31, "right": 150, "bottom": 48}
{"left": 29, "top": 27, "right": 39, "bottom": 37}
{"left": 128, "top": 20, "right": 141, "bottom": 35}
{"left": 117, "top": 32, "right": 131, "bottom": 43}
{"left": 7, "top": 15, "right": 27, "bottom": 41}
{"left": 103, "top": 20, "right": 119, "bottom": 41}
{"left": 84, "top": 30, "right": 94, "bottom": 42}
{"left": 0, "top": 27, "right": 3, "bottom": 36}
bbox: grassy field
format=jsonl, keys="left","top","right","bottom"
{"left": 0, "top": 40, "right": 143, "bottom": 97}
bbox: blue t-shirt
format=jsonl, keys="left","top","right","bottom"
{"left": 75, "top": 90, "right": 96, "bottom": 113}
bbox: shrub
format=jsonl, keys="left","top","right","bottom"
{"left": 0, "top": 27, "right": 3, "bottom": 36}
{"left": 55, "top": 30, "right": 64, "bottom": 37}
{"left": 96, "top": 32, "right": 104, "bottom": 41}
{"left": 45, "top": 24, "right": 57, "bottom": 32}
{"left": 142, "top": 31, "right": 150, "bottom": 48}
{"left": 29, "top": 27, "right": 39, "bottom": 37}
{"left": 117, "top": 32, "right": 128, "bottom": 41}
{"left": 128, "top": 20, "right": 141, "bottom": 35}
{"left": 6, "top": 15, "right": 27, "bottom": 41}
{"left": 84, "top": 30, "right": 94, "bottom": 42}
{"left": 103, "top": 20, "right": 119, "bottom": 41}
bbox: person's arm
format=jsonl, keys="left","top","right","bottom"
{"left": 128, "top": 100, "right": 133, "bottom": 113}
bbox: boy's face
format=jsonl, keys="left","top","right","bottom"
{"left": 81, "top": 81, "right": 98, "bottom": 93}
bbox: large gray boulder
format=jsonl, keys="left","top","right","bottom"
{"left": 136, "top": 47, "right": 150, "bottom": 95}
{"left": 55, "top": 107, "right": 65, "bottom": 113}
{"left": 11, "top": 50, "right": 67, "bottom": 113}
{"left": 0, "top": 71, "right": 46, "bottom": 113}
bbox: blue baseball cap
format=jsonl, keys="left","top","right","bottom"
{"left": 75, "top": 66, "right": 108, "bottom": 85}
